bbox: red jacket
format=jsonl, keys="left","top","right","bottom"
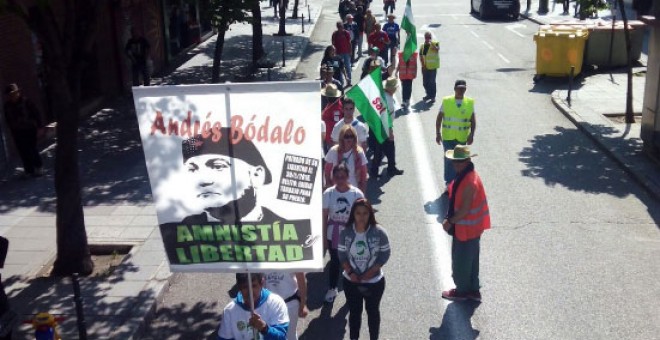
{"left": 368, "top": 31, "right": 390, "bottom": 51}
{"left": 332, "top": 30, "right": 352, "bottom": 54}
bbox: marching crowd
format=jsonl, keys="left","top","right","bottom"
{"left": 216, "top": 0, "right": 490, "bottom": 339}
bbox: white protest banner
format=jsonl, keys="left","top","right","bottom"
{"left": 132, "top": 82, "right": 323, "bottom": 272}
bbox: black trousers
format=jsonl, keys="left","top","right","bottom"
{"left": 401, "top": 79, "right": 413, "bottom": 103}
{"left": 370, "top": 137, "right": 397, "bottom": 174}
{"left": 562, "top": 0, "right": 569, "bottom": 13}
{"left": 11, "top": 128, "right": 42, "bottom": 174}
{"left": 131, "top": 62, "right": 150, "bottom": 86}
{"left": 343, "top": 277, "right": 385, "bottom": 340}
{"left": 327, "top": 241, "right": 341, "bottom": 289}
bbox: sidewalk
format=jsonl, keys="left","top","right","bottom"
{"left": 0, "top": 0, "right": 323, "bottom": 338}
{"left": 519, "top": 0, "right": 660, "bottom": 199}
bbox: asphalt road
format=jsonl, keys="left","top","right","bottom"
{"left": 142, "top": 0, "right": 660, "bottom": 339}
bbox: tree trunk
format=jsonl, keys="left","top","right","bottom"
{"left": 212, "top": 27, "right": 228, "bottom": 83}
{"left": 618, "top": 0, "right": 635, "bottom": 123}
{"left": 51, "top": 71, "right": 93, "bottom": 276}
{"left": 277, "top": 0, "right": 287, "bottom": 35}
{"left": 252, "top": 3, "right": 265, "bottom": 66}
{"left": 20, "top": 0, "right": 97, "bottom": 276}
{"left": 291, "top": 0, "right": 299, "bottom": 18}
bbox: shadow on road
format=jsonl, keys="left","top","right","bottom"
{"left": 299, "top": 303, "right": 348, "bottom": 340}
{"left": 519, "top": 125, "right": 660, "bottom": 225}
{"left": 429, "top": 301, "right": 481, "bottom": 340}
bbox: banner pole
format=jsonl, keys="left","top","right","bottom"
{"left": 247, "top": 271, "right": 259, "bottom": 340}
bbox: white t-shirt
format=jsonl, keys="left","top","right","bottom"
{"left": 330, "top": 119, "right": 369, "bottom": 145}
{"left": 218, "top": 291, "right": 289, "bottom": 340}
{"left": 322, "top": 186, "right": 364, "bottom": 240}
{"left": 324, "top": 148, "right": 368, "bottom": 188}
{"left": 264, "top": 272, "right": 298, "bottom": 301}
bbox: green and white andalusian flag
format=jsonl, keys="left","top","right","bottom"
{"left": 401, "top": 0, "right": 417, "bottom": 63}
{"left": 346, "top": 67, "right": 392, "bottom": 144}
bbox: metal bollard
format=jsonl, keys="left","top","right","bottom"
{"left": 302, "top": 14, "right": 305, "bottom": 33}
{"left": 267, "top": 68, "right": 271, "bottom": 81}
{"left": 282, "top": 39, "right": 286, "bottom": 67}
{"left": 308, "top": 5, "right": 311, "bottom": 23}
{"left": 567, "top": 65, "right": 575, "bottom": 106}
{"left": 72, "top": 273, "right": 88, "bottom": 340}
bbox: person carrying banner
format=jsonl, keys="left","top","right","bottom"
{"left": 217, "top": 273, "right": 289, "bottom": 340}
{"left": 418, "top": 31, "right": 439, "bottom": 102}
{"left": 179, "top": 131, "right": 285, "bottom": 225}
{"left": 435, "top": 79, "right": 476, "bottom": 190}
{"left": 441, "top": 145, "right": 490, "bottom": 302}
{"left": 398, "top": 0, "right": 418, "bottom": 111}
{"left": 264, "top": 272, "right": 309, "bottom": 340}
{"left": 338, "top": 198, "right": 391, "bottom": 340}
{"left": 324, "top": 125, "right": 368, "bottom": 193}
{"left": 369, "top": 77, "right": 403, "bottom": 178}
{"left": 331, "top": 98, "right": 369, "bottom": 150}
{"left": 322, "top": 163, "right": 365, "bottom": 303}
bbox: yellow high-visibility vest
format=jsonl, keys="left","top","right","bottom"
{"left": 441, "top": 96, "right": 474, "bottom": 142}
{"left": 419, "top": 41, "right": 440, "bottom": 70}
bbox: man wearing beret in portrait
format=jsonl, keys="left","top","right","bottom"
{"left": 180, "top": 128, "right": 285, "bottom": 225}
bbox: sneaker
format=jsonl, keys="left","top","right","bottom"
{"left": 422, "top": 95, "right": 430, "bottom": 101}
{"left": 467, "top": 290, "right": 482, "bottom": 302}
{"left": 441, "top": 289, "right": 468, "bottom": 301}
{"left": 387, "top": 167, "right": 404, "bottom": 176}
{"left": 325, "top": 288, "right": 338, "bottom": 303}
{"left": 428, "top": 98, "right": 436, "bottom": 104}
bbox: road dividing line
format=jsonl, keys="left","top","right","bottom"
{"left": 404, "top": 96, "right": 455, "bottom": 295}
{"left": 482, "top": 41, "right": 495, "bottom": 50}
{"left": 470, "top": 30, "right": 479, "bottom": 38}
{"left": 497, "top": 52, "right": 511, "bottom": 63}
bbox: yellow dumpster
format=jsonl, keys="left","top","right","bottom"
{"left": 533, "top": 27, "right": 589, "bottom": 79}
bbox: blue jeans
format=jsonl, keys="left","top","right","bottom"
{"left": 442, "top": 139, "right": 460, "bottom": 185}
{"left": 340, "top": 53, "right": 352, "bottom": 84}
{"left": 452, "top": 237, "right": 480, "bottom": 294}
{"left": 422, "top": 68, "right": 436, "bottom": 99}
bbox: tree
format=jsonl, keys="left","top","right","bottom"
{"left": 276, "top": 0, "right": 287, "bottom": 36}
{"left": 251, "top": 1, "right": 265, "bottom": 67}
{"left": 0, "top": 0, "right": 104, "bottom": 275}
{"left": 209, "top": 0, "right": 252, "bottom": 83}
{"left": 291, "top": 0, "right": 300, "bottom": 19}
{"left": 617, "top": 0, "right": 635, "bottom": 123}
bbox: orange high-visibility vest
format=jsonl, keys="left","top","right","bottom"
{"left": 397, "top": 51, "right": 418, "bottom": 80}
{"left": 450, "top": 170, "right": 490, "bottom": 241}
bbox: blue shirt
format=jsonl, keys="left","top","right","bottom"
{"left": 382, "top": 22, "right": 400, "bottom": 42}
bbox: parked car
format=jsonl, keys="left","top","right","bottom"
{"left": 471, "top": 0, "right": 520, "bottom": 19}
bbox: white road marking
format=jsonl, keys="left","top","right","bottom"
{"left": 506, "top": 23, "right": 527, "bottom": 38}
{"left": 404, "top": 95, "right": 456, "bottom": 296}
{"left": 482, "top": 41, "right": 495, "bottom": 50}
{"left": 497, "top": 52, "right": 511, "bottom": 63}
{"left": 470, "top": 30, "right": 479, "bottom": 38}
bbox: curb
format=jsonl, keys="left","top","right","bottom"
{"left": 128, "top": 261, "right": 173, "bottom": 340}
{"left": 550, "top": 90, "right": 660, "bottom": 201}
{"left": 520, "top": 12, "right": 546, "bottom": 25}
